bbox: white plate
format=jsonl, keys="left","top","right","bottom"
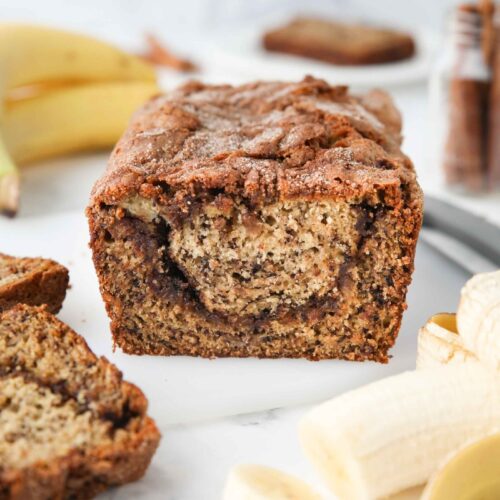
{"left": 207, "top": 24, "right": 436, "bottom": 88}
{"left": 0, "top": 209, "right": 469, "bottom": 425}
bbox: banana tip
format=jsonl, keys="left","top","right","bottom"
{"left": 0, "top": 172, "right": 20, "bottom": 217}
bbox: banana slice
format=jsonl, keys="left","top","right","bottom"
{"left": 457, "top": 270, "right": 500, "bottom": 370}
{"left": 300, "top": 365, "right": 500, "bottom": 500}
{"left": 223, "top": 464, "right": 323, "bottom": 500}
{"left": 417, "top": 313, "right": 477, "bottom": 369}
{"left": 422, "top": 432, "right": 500, "bottom": 500}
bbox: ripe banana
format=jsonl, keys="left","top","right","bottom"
{"left": 0, "top": 24, "right": 155, "bottom": 90}
{"left": 3, "top": 81, "right": 159, "bottom": 165}
{"left": 416, "top": 313, "right": 477, "bottom": 369}
{"left": 0, "top": 139, "right": 17, "bottom": 216}
{"left": 223, "top": 465, "right": 323, "bottom": 500}
{"left": 0, "top": 24, "right": 156, "bottom": 215}
{"left": 299, "top": 365, "right": 500, "bottom": 500}
{"left": 421, "top": 432, "right": 500, "bottom": 500}
{"left": 457, "top": 270, "right": 500, "bottom": 370}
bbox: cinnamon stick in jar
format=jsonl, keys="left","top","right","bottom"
{"left": 444, "top": 79, "right": 489, "bottom": 190}
{"left": 443, "top": 4, "right": 490, "bottom": 191}
{"left": 487, "top": 7, "right": 500, "bottom": 188}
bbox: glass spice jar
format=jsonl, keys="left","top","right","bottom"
{"left": 487, "top": 6, "right": 500, "bottom": 189}
{"left": 430, "top": 4, "right": 492, "bottom": 193}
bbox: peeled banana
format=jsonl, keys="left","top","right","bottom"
{"left": 223, "top": 465, "right": 323, "bottom": 500}
{"left": 3, "top": 81, "right": 159, "bottom": 165}
{"left": 221, "top": 271, "right": 500, "bottom": 500}
{"left": 299, "top": 365, "right": 500, "bottom": 500}
{"left": 457, "top": 270, "right": 500, "bottom": 370}
{"left": 225, "top": 271, "right": 500, "bottom": 500}
{"left": 416, "top": 313, "right": 477, "bottom": 369}
{"left": 0, "top": 24, "right": 157, "bottom": 215}
{"left": 421, "top": 432, "right": 500, "bottom": 500}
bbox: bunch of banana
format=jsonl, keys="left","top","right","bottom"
{"left": 0, "top": 24, "right": 160, "bottom": 216}
{"left": 224, "top": 270, "right": 500, "bottom": 500}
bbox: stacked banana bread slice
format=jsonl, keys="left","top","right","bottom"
{"left": 0, "top": 305, "right": 160, "bottom": 499}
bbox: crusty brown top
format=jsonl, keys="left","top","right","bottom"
{"left": 90, "top": 77, "right": 420, "bottom": 209}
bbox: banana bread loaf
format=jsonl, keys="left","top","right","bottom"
{"left": 0, "top": 305, "right": 160, "bottom": 499}
{"left": 87, "top": 77, "right": 423, "bottom": 362}
{"left": 0, "top": 253, "right": 68, "bottom": 313}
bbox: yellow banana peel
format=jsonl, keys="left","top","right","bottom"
{"left": 0, "top": 24, "right": 157, "bottom": 215}
{"left": 3, "top": 81, "right": 159, "bottom": 165}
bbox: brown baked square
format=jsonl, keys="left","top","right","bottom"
{"left": 263, "top": 17, "right": 415, "bottom": 65}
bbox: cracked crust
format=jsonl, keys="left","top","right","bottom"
{"left": 90, "top": 77, "right": 414, "bottom": 207}
{"left": 0, "top": 253, "right": 69, "bottom": 314}
{"left": 87, "top": 77, "right": 423, "bottom": 361}
{"left": 0, "top": 305, "right": 160, "bottom": 499}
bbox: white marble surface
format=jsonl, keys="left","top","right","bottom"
{"left": 2, "top": 2, "right": 500, "bottom": 498}
{"left": 104, "top": 407, "right": 318, "bottom": 500}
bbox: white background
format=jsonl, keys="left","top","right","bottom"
{"left": 1, "top": 0, "right": 461, "bottom": 48}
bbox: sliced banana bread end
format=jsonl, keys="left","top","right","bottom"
{"left": 0, "top": 304, "right": 160, "bottom": 500}
{"left": 0, "top": 253, "right": 69, "bottom": 313}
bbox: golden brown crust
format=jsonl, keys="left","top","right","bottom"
{"left": 0, "top": 305, "right": 160, "bottom": 500}
{"left": 0, "top": 254, "right": 69, "bottom": 314}
{"left": 87, "top": 77, "right": 423, "bottom": 362}
{"left": 262, "top": 17, "right": 415, "bottom": 66}
{"left": 89, "top": 77, "right": 417, "bottom": 210}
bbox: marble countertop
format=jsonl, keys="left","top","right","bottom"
{"left": 111, "top": 406, "right": 317, "bottom": 500}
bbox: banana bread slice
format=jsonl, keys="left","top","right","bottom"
{"left": 0, "top": 253, "right": 69, "bottom": 313}
{"left": 87, "top": 77, "right": 423, "bottom": 362}
{"left": 262, "top": 17, "right": 416, "bottom": 66}
{"left": 0, "top": 305, "right": 160, "bottom": 499}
